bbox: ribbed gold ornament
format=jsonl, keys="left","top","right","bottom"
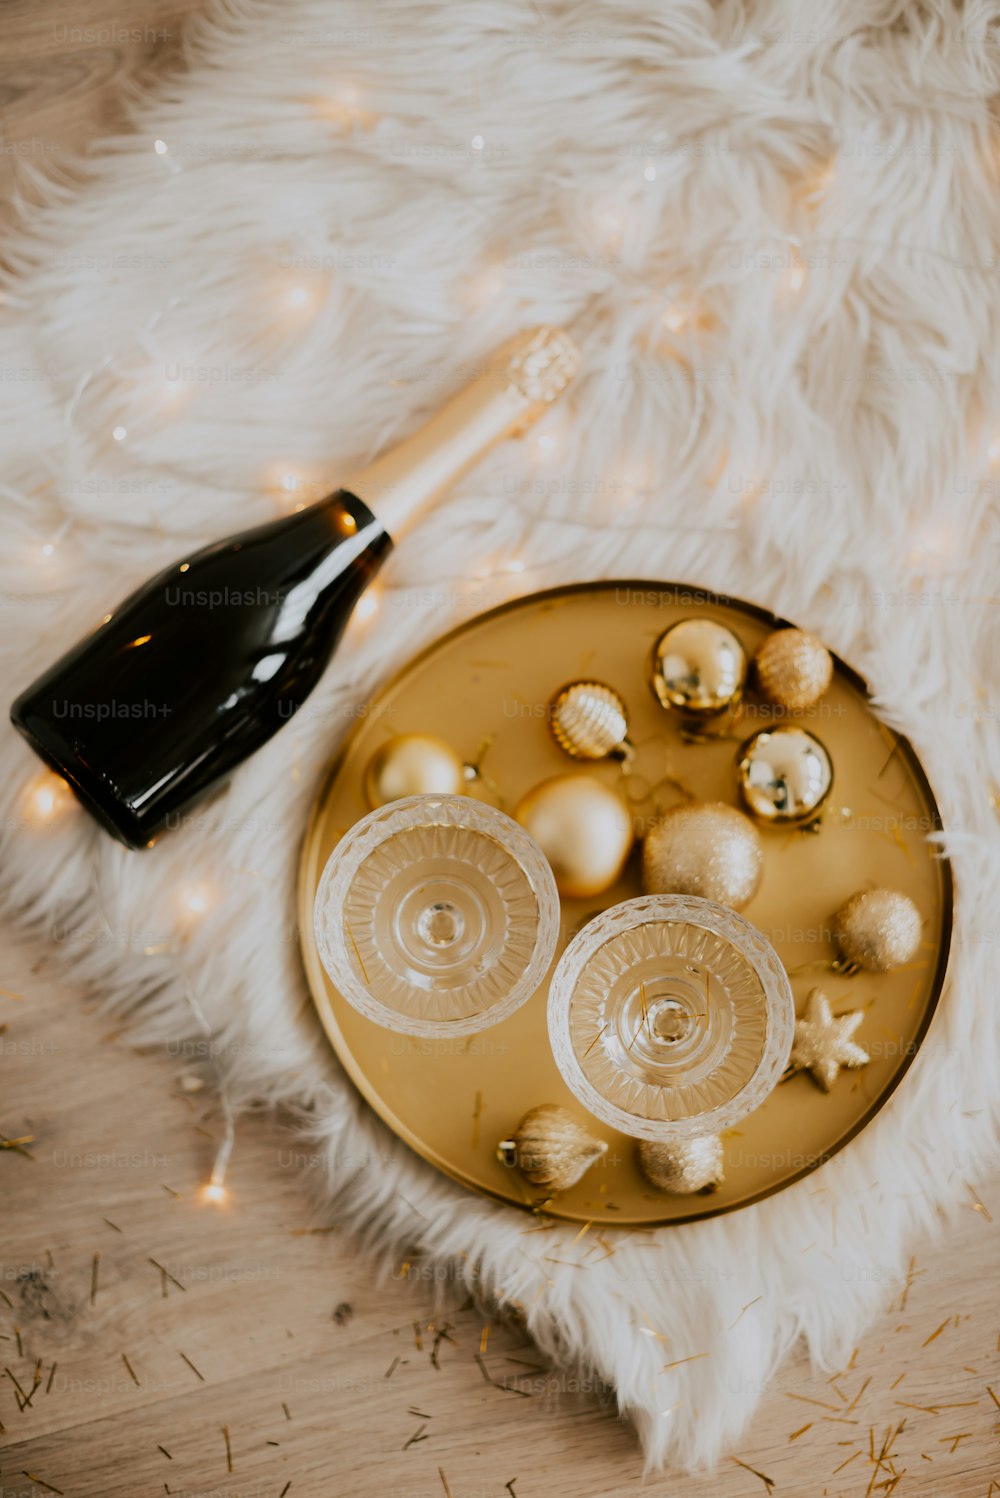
{"left": 754, "top": 628, "right": 833, "bottom": 713}
{"left": 497, "top": 1104, "right": 608, "bottom": 1191}
{"left": 832, "top": 888, "right": 922, "bottom": 972}
{"left": 637, "top": 1134, "right": 724, "bottom": 1194}
{"left": 548, "top": 680, "right": 630, "bottom": 761}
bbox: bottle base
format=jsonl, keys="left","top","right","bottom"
{"left": 11, "top": 712, "right": 153, "bottom": 851}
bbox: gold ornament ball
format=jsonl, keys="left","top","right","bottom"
{"left": 364, "top": 734, "right": 466, "bottom": 808}
{"left": 548, "top": 679, "right": 629, "bottom": 761}
{"left": 650, "top": 617, "right": 747, "bottom": 718}
{"left": 832, "top": 888, "right": 922, "bottom": 972}
{"left": 637, "top": 1134, "right": 724, "bottom": 1194}
{"left": 736, "top": 725, "right": 833, "bottom": 825}
{"left": 754, "top": 628, "right": 833, "bottom": 713}
{"left": 497, "top": 1104, "right": 608, "bottom": 1191}
{"left": 641, "top": 802, "right": 763, "bottom": 911}
{"left": 515, "top": 773, "right": 634, "bottom": 899}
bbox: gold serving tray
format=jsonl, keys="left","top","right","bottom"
{"left": 298, "top": 582, "right": 952, "bottom": 1226}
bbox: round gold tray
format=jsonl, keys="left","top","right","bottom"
{"left": 298, "top": 582, "right": 952, "bottom": 1226}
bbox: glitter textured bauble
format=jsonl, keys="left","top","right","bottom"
{"left": 637, "top": 1134, "right": 724, "bottom": 1194}
{"left": 790, "top": 987, "right": 869, "bottom": 1091}
{"left": 832, "top": 888, "right": 922, "bottom": 972}
{"left": 497, "top": 1104, "right": 608, "bottom": 1191}
{"left": 515, "top": 773, "right": 634, "bottom": 899}
{"left": 650, "top": 618, "right": 747, "bottom": 718}
{"left": 641, "top": 802, "right": 764, "bottom": 912}
{"left": 364, "top": 734, "right": 466, "bottom": 808}
{"left": 754, "top": 628, "right": 833, "bottom": 713}
{"left": 548, "top": 680, "right": 629, "bottom": 761}
{"left": 736, "top": 725, "right": 833, "bottom": 825}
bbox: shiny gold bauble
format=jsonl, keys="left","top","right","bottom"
{"left": 754, "top": 628, "right": 833, "bottom": 713}
{"left": 832, "top": 888, "right": 922, "bottom": 973}
{"left": 363, "top": 734, "right": 466, "bottom": 808}
{"left": 497, "top": 1104, "right": 608, "bottom": 1191}
{"left": 650, "top": 618, "right": 747, "bottom": 718}
{"left": 514, "top": 773, "right": 634, "bottom": 899}
{"left": 548, "top": 680, "right": 629, "bottom": 761}
{"left": 736, "top": 725, "right": 833, "bottom": 825}
{"left": 641, "top": 801, "right": 763, "bottom": 911}
{"left": 637, "top": 1134, "right": 724, "bottom": 1194}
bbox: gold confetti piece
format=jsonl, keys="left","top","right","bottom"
{"left": 730, "top": 1456, "right": 774, "bottom": 1491}
{"left": 157, "top": 1446, "right": 172, "bottom": 1460}
{"left": 413, "top": 1322, "right": 424, "bottom": 1351}
{"left": 845, "top": 1376, "right": 872, "bottom": 1415}
{"left": 889, "top": 1373, "right": 905, "bottom": 1390}
{"left": 480, "top": 1325, "right": 491, "bottom": 1354}
{"left": 345, "top": 920, "right": 370, "bottom": 984}
{"left": 965, "top": 1182, "right": 993, "bottom": 1221}
{"left": 223, "top": 1425, "right": 233, "bottom": 1472}
{"left": 179, "top": 1352, "right": 204, "bottom": 1382}
{"left": 922, "top": 1319, "right": 949, "bottom": 1347}
{"left": 786, "top": 1391, "right": 842, "bottom": 1412}
{"left": 102, "top": 1218, "right": 123, "bottom": 1233}
{"left": 161, "top": 1184, "right": 181, "bottom": 1197}
{"left": 15, "top": 1327, "right": 23, "bottom": 1357}
{"left": 149, "top": 1258, "right": 186, "bottom": 1292}
{"left": 45, "top": 1362, "right": 57, "bottom": 1394}
{"left": 833, "top": 1451, "right": 860, "bottom": 1473}
{"left": 5, "top": 1366, "right": 28, "bottom": 1405}
{"left": 582, "top": 1022, "right": 609, "bottom": 1059}
{"left": 506, "top": 1483, "right": 518, "bottom": 1498}
{"left": 408, "top": 1408, "right": 432, "bottom": 1419}
{"left": 788, "top": 1423, "right": 812, "bottom": 1441}
{"left": 279, "top": 1484, "right": 292, "bottom": 1498}
{"left": 571, "top": 1221, "right": 592, "bottom": 1246}
{"left": 471, "top": 1091, "right": 482, "bottom": 1148}
{"left": 986, "top": 1385, "right": 1000, "bottom": 1412}
{"left": 403, "top": 1424, "right": 428, "bottom": 1450}
{"left": 384, "top": 1357, "right": 401, "bottom": 1380}
{"left": 0, "top": 987, "right": 26, "bottom": 1002}
{"left": 729, "top": 1296, "right": 763, "bottom": 1329}
{"left": 90, "top": 1253, "right": 100, "bottom": 1305}
{"left": 282, "top": 1402, "right": 291, "bottom": 1421}
{"left": 661, "top": 1352, "right": 709, "bottom": 1373}
{"left": 21, "top": 1476, "right": 63, "bottom": 1496}
{"left": 474, "top": 1353, "right": 493, "bottom": 1386}
{"left": 0, "top": 1134, "right": 34, "bottom": 1160}
{"left": 121, "top": 1353, "right": 140, "bottom": 1388}
{"left": 438, "top": 1469, "right": 454, "bottom": 1498}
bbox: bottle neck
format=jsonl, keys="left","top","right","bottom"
{"left": 341, "top": 326, "right": 579, "bottom": 541}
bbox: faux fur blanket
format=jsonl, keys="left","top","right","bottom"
{"left": 2, "top": 0, "right": 999, "bottom": 1470}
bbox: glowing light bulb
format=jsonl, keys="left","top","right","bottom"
{"left": 112, "top": 425, "right": 127, "bottom": 442}
{"left": 471, "top": 134, "right": 485, "bottom": 152}
{"left": 176, "top": 881, "right": 217, "bottom": 929}
{"left": 154, "top": 139, "right": 168, "bottom": 156}
{"left": 504, "top": 559, "right": 525, "bottom": 574}
{"left": 643, "top": 165, "right": 657, "bottom": 182}
{"left": 355, "top": 593, "right": 379, "bottom": 622}
{"left": 40, "top": 542, "right": 55, "bottom": 557}
{"left": 25, "top": 772, "right": 70, "bottom": 826}
{"left": 202, "top": 1180, "right": 227, "bottom": 1205}
{"left": 787, "top": 263, "right": 806, "bottom": 292}
{"left": 988, "top": 434, "right": 1000, "bottom": 468}
{"left": 662, "top": 303, "right": 686, "bottom": 332}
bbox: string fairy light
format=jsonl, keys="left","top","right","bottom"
{"left": 88, "top": 850, "right": 237, "bottom": 1205}
{"left": 23, "top": 771, "right": 73, "bottom": 827}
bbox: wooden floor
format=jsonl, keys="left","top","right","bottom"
{"left": 1, "top": 6, "right": 998, "bottom": 1496}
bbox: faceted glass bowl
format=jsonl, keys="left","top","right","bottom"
{"left": 314, "top": 794, "right": 561, "bottom": 1037}
{"left": 547, "top": 894, "right": 794, "bottom": 1141}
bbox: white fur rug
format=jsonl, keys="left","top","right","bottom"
{"left": 2, "top": 0, "right": 999, "bottom": 1472}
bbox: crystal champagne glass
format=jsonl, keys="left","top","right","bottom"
{"left": 547, "top": 894, "right": 794, "bottom": 1140}
{"left": 314, "top": 794, "right": 560, "bottom": 1037}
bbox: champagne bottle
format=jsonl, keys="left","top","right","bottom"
{"left": 11, "top": 326, "right": 579, "bottom": 849}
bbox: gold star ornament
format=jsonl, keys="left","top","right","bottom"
{"left": 790, "top": 987, "right": 870, "bottom": 1092}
